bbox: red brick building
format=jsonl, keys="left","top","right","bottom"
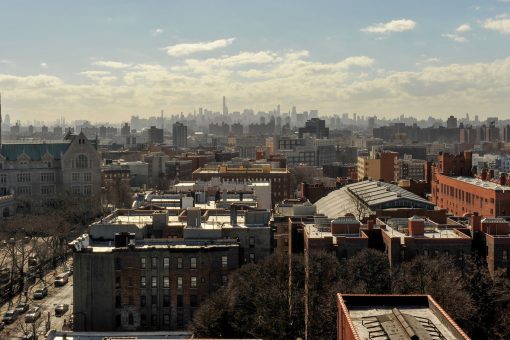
{"left": 431, "top": 151, "right": 510, "bottom": 217}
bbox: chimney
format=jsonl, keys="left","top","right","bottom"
{"left": 501, "top": 173, "right": 507, "bottom": 186}
{"left": 471, "top": 212, "right": 482, "bottom": 232}
{"left": 367, "top": 220, "right": 375, "bottom": 230}
{"left": 481, "top": 169, "right": 488, "bottom": 181}
{"left": 407, "top": 216, "right": 425, "bottom": 236}
{"left": 230, "top": 205, "right": 238, "bottom": 226}
{"left": 186, "top": 207, "right": 201, "bottom": 228}
{"left": 239, "top": 192, "right": 243, "bottom": 202}
{"left": 489, "top": 169, "right": 495, "bottom": 180}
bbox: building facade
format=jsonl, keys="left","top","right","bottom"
{"left": 0, "top": 131, "right": 101, "bottom": 206}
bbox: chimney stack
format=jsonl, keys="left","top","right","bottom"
{"left": 407, "top": 216, "right": 425, "bottom": 236}
{"left": 471, "top": 212, "right": 482, "bottom": 232}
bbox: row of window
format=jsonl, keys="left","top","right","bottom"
{"left": 72, "top": 172, "right": 92, "bottom": 182}
{"left": 139, "top": 276, "right": 200, "bottom": 289}
{"left": 140, "top": 256, "right": 228, "bottom": 270}
{"left": 3, "top": 172, "right": 55, "bottom": 183}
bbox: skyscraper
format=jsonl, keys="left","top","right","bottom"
{"left": 223, "top": 96, "right": 228, "bottom": 115}
{"left": 172, "top": 121, "right": 188, "bottom": 148}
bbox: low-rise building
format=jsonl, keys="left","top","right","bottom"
{"left": 337, "top": 294, "right": 470, "bottom": 340}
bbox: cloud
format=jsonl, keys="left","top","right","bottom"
{"left": 40, "top": 62, "right": 48, "bottom": 69}
{"left": 416, "top": 57, "right": 440, "bottom": 67}
{"left": 482, "top": 17, "right": 510, "bottom": 34}
{"left": 163, "top": 38, "right": 235, "bottom": 56}
{"left": 361, "top": 19, "right": 416, "bottom": 34}
{"left": 442, "top": 33, "right": 468, "bottom": 42}
{"left": 456, "top": 24, "right": 471, "bottom": 32}
{"left": 3, "top": 53, "right": 510, "bottom": 122}
{"left": 93, "top": 60, "right": 132, "bottom": 69}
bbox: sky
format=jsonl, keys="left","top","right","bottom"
{"left": 1, "top": 0, "right": 510, "bottom": 123}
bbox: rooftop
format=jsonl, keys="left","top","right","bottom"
{"left": 338, "top": 294, "right": 469, "bottom": 340}
{"left": 451, "top": 176, "right": 510, "bottom": 192}
{"left": 380, "top": 218, "right": 467, "bottom": 243}
{"left": 315, "top": 180, "right": 434, "bottom": 218}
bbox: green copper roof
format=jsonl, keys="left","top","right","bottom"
{"left": 1, "top": 142, "right": 70, "bottom": 161}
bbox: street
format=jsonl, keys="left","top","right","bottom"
{"left": 0, "top": 264, "right": 73, "bottom": 339}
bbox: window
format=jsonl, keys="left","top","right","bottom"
{"left": 83, "top": 185, "right": 92, "bottom": 195}
{"left": 141, "top": 314, "right": 146, "bottom": 327}
{"left": 40, "top": 172, "right": 55, "bottom": 182}
{"left": 151, "top": 276, "right": 157, "bottom": 288}
{"left": 222, "top": 275, "right": 228, "bottom": 286}
{"left": 177, "top": 257, "right": 182, "bottom": 269}
{"left": 163, "top": 295, "right": 170, "bottom": 307}
{"left": 190, "top": 257, "right": 197, "bottom": 269}
{"left": 163, "top": 314, "right": 170, "bottom": 326}
{"left": 249, "top": 236, "right": 255, "bottom": 248}
{"left": 128, "top": 295, "right": 134, "bottom": 305}
{"left": 141, "top": 276, "right": 146, "bottom": 288}
{"left": 151, "top": 314, "right": 157, "bottom": 327}
{"left": 128, "top": 313, "right": 134, "bottom": 325}
{"left": 141, "top": 295, "right": 146, "bottom": 307}
{"left": 76, "top": 155, "right": 89, "bottom": 168}
{"left": 191, "top": 276, "right": 197, "bottom": 288}
{"left": 503, "top": 250, "right": 508, "bottom": 261}
{"left": 177, "top": 295, "right": 183, "bottom": 307}
{"left": 141, "top": 258, "right": 146, "bottom": 269}
{"left": 16, "top": 186, "right": 31, "bottom": 195}
{"left": 222, "top": 256, "right": 228, "bottom": 268}
{"left": 177, "top": 276, "right": 182, "bottom": 289}
{"left": 423, "top": 249, "right": 429, "bottom": 256}
{"left": 84, "top": 172, "right": 92, "bottom": 182}
{"left": 16, "top": 173, "right": 31, "bottom": 183}
{"left": 151, "top": 257, "right": 158, "bottom": 269}
{"left": 71, "top": 185, "right": 81, "bottom": 195}
{"left": 249, "top": 253, "right": 255, "bottom": 262}
{"left": 40, "top": 185, "right": 55, "bottom": 195}
{"left": 72, "top": 173, "right": 80, "bottom": 182}
{"left": 190, "top": 295, "right": 198, "bottom": 308}
{"left": 0, "top": 174, "right": 6, "bottom": 183}
{"left": 115, "top": 314, "right": 121, "bottom": 327}
{"left": 115, "top": 295, "right": 121, "bottom": 308}
{"left": 151, "top": 295, "right": 157, "bottom": 305}
{"left": 163, "top": 257, "right": 169, "bottom": 269}
{"left": 163, "top": 276, "right": 169, "bottom": 288}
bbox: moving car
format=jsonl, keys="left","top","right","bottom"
{"left": 2, "top": 310, "right": 18, "bottom": 324}
{"left": 33, "top": 286, "right": 48, "bottom": 300}
{"left": 15, "top": 303, "right": 29, "bottom": 314}
{"left": 54, "top": 273, "right": 69, "bottom": 287}
{"left": 25, "top": 306, "right": 41, "bottom": 323}
{"left": 55, "top": 303, "right": 69, "bottom": 317}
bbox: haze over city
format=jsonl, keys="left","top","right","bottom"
{"left": 1, "top": 0, "right": 510, "bottom": 122}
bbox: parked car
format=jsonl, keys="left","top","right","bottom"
{"left": 2, "top": 310, "right": 18, "bottom": 324}
{"left": 55, "top": 304, "right": 69, "bottom": 317}
{"left": 33, "top": 287, "right": 48, "bottom": 300}
{"left": 21, "top": 332, "right": 35, "bottom": 340}
{"left": 25, "top": 307, "right": 41, "bottom": 323}
{"left": 54, "top": 273, "right": 69, "bottom": 287}
{"left": 15, "top": 303, "right": 29, "bottom": 314}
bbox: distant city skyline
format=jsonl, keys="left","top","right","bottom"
{"left": 1, "top": 0, "right": 510, "bottom": 122}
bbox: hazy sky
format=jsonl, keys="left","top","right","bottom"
{"left": 1, "top": 0, "right": 510, "bottom": 123}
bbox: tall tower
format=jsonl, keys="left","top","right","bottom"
{"left": 222, "top": 96, "right": 228, "bottom": 115}
{"left": 0, "top": 93, "right": 2, "bottom": 148}
{"left": 160, "top": 109, "right": 164, "bottom": 130}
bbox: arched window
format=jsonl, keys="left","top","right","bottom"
{"left": 76, "top": 155, "right": 89, "bottom": 169}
